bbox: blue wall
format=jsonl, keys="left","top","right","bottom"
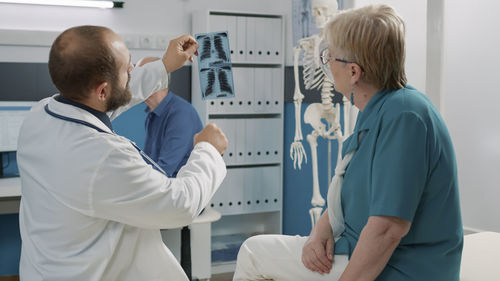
{"left": 283, "top": 102, "right": 341, "bottom": 236}
{"left": 0, "top": 100, "right": 342, "bottom": 275}
{"left": 0, "top": 214, "right": 22, "bottom": 276}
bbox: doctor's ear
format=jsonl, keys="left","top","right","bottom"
{"left": 95, "top": 81, "right": 110, "bottom": 102}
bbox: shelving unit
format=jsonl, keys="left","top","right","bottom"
{"left": 191, "top": 10, "right": 284, "bottom": 274}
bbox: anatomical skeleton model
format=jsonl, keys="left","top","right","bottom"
{"left": 290, "top": 0, "right": 359, "bottom": 228}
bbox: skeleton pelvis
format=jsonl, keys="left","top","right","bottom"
{"left": 304, "top": 103, "right": 336, "bottom": 133}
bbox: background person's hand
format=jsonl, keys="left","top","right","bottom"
{"left": 162, "top": 34, "right": 199, "bottom": 73}
{"left": 301, "top": 230, "right": 335, "bottom": 274}
{"left": 194, "top": 123, "right": 228, "bottom": 155}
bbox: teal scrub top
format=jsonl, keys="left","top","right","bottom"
{"left": 333, "top": 86, "right": 463, "bottom": 280}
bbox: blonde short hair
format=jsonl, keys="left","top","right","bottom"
{"left": 326, "top": 4, "right": 407, "bottom": 90}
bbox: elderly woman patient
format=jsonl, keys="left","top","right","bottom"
{"left": 233, "top": 4, "right": 462, "bottom": 281}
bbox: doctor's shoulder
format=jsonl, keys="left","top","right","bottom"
{"left": 96, "top": 134, "right": 146, "bottom": 163}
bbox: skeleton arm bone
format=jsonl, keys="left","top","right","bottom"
{"left": 290, "top": 46, "right": 307, "bottom": 169}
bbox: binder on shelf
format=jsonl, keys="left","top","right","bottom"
{"left": 226, "top": 16, "right": 238, "bottom": 61}
{"left": 271, "top": 68, "right": 283, "bottom": 112}
{"left": 245, "top": 17, "right": 256, "bottom": 62}
{"left": 231, "top": 168, "right": 245, "bottom": 213}
{"left": 270, "top": 17, "right": 283, "bottom": 63}
{"left": 263, "top": 166, "right": 281, "bottom": 208}
{"left": 236, "top": 17, "right": 246, "bottom": 62}
{"left": 254, "top": 18, "right": 267, "bottom": 62}
{"left": 253, "top": 68, "right": 265, "bottom": 113}
{"left": 263, "top": 68, "right": 273, "bottom": 111}
{"left": 234, "top": 118, "right": 247, "bottom": 164}
{"left": 213, "top": 119, "right": 236, "bottom": 164}
{"left": 244, "top": 118, "right": 257, "bottom": 163}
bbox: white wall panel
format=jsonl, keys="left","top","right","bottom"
{"left": 441, "top": 0, "right": 500, "bottom": 232}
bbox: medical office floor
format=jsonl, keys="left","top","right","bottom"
{"left": 0, "top": 271, "right": 236, "bottom": 280}
{"left": 211, "top": 272, "right": 234, "bottom": 281}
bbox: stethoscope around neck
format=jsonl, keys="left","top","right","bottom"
{"left": 44, "top": 104, "right": 168, "bottom": 176}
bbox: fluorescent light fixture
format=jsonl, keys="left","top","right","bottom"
{"left": 0, "top": 0, "right": 124, "bottom": 8}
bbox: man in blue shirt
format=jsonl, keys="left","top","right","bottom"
{"left": 138, "top": 57, "right": 203, "bottom": 178}
{"left": 138, "top": 57, "right": 204, "bottom": 280}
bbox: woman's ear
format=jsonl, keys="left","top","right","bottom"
{"left": 95, "top": 81, "right": 109, "bottom": 102}
{"left": 350, "top": 63, "right": 363, "bottom": 84}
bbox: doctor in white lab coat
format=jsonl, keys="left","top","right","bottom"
{"left": 17, "top": 25, "right": 227, "bottom": 281}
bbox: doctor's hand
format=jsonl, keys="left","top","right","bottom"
{"left": 194, "top": 123, "right": 228, "bottom": 155}
{"left": 163, "top": 34, "right": 199, "bottom": 74}
{"left": 302, "top": 228, "right": 335, "bottom": 274}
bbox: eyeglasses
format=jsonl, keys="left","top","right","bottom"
{"left": 320, "top": 48, "right": 354, "bottom": 65}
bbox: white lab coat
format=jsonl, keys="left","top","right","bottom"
{"left": 17, "top": 60, "right": 226, "bottom": 281}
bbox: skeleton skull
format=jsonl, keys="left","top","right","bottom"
{"left": 311, "top": 0, "right": 339, "bottom": 28}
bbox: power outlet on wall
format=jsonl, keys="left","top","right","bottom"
{"left": 122, "top": 34, "right": 139, "bottom": 49}
{"left": 139, "top": 35, "right": 154, "bottom": 49}
{"left": 156, "top": 36, "right": 169, "bottom": 50}
{"left": 120, "top": 33, "right": 172, "bottom": 50}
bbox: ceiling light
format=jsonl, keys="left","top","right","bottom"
{"left": 0, "top": 0, "right": 124, "bottom": 8}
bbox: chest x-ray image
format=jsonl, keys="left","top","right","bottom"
{"left": 195, "top": 31, "right": 235, "bottom": 100}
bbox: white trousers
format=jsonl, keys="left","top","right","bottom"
{"left": 233, "top": 235, "right": 348, "bottom": 281}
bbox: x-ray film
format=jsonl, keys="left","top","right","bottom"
{"left": 195, "top": 31, "right": 235, "bottom": 100}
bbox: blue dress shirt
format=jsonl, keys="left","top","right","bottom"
{"left": 144, "top": 92, "right": 203, "bottom": 177}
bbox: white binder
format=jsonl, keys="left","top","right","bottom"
{"left": 234, "top": 118, "right": 246, "bottom": 164}
{"left": 245, "top": 17, "right": 256, "bottom": 62}
{"left": 244, "top": 118, "right": 257, "bottom": 163}
{"left": 213, "top": 118, "right": 235, "bottom": 165}
{"left": 254, "top": 17, "right": 267, "bottom": 62}
{"left": 236, "top": 17, "right": 247, "bottom": 62}
{"left": 225, "top": 16, "right": 237, "bottom": 62}
{"left": 253, "top": 68, "right": 265, "bottom": 113}
{"left": 263, "top": 166, "right": 281, "bottom": 210}
{"left": 231, "top": 168, "right": 245, "bottom": 213}
{"left": 270, "top": 18, "right": 283, "bottom": 63}
{"left": 263, "top": 68, "right": 273, "bottom": 112}
{"left": 271, "top": 68, "right": 283, "bottom": 112}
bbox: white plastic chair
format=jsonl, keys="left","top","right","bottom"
{"left": 460, "top": 232, "right": 500, "bottom": 281}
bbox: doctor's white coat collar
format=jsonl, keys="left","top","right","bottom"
{"left": 46, "top": 95, "right": 114, "bottom": 134}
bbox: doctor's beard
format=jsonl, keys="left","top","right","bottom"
{"left": 106, "top": 74, "right": 132, "bottom": 112}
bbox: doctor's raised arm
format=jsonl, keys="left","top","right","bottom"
{"left": 108, "top": 34, "right": 199, "bottom": 120}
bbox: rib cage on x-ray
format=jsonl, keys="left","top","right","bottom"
{"left": 200, "top": 67, "right": 233, "bottom": 97}
{"left": 195, "top": 31, "right": 235, "bottom": 100}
